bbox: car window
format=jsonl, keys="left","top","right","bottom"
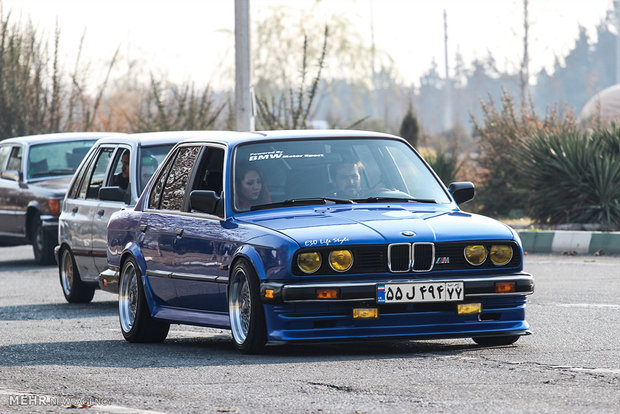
{"left": 190, "top": 147, "right": 224, "bottom": 195}
{"left": 148, "top": 151, "right": 175, "bottom": 210}
{"left": 27, "top": 140, "right": 96, "bottom": 180}
{"left": 84, "top": 148, "right": 114, "bottom": 199}
{"left": 138, "top": 144, "right": 174, "bottom": 194}
{"left": 0, "top": 146, "right": 10, "bottom": 171}
{"left": 188, "top": 146, "right": 225, "bottom": 215}
{"left": 6, "top": 146, "right": 22, "bottom": 172}
{"left": 68, "top": 150, "right": 96, "bottom": 199}
{"left": 158, "top": 146, "right": 201, "bottom": 211}
{"left": 107, "top": 148, "right": 130, "bottom": 190}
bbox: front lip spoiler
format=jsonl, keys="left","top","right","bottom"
{"left": 261, "top": 272, "right": 534, "bottom": 304}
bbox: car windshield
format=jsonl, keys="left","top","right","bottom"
{"left": 27, "top": 140, "right": 97, "bottom": 180}
{"left": 138, "top": 144, "right": 175, "bottom": 194}
{"left": 233, "top": 138, "right": 451, "bottom": 212}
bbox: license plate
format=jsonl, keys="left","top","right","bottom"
{"left": 376, "top": 282, "right": 464, "bottom": 303}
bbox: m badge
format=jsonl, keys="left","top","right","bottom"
{"left": 436, "top": 256, "right": 450, "bottom": 264}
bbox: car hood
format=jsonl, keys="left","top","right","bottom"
{"left": 238, "top": 204, "right": 515, "bottom": 246}
{"left": 27, "top": 176, "right": 73, "bottom": 196}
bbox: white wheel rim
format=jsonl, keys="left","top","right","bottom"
{"left": 119, "top": 262, "right": 138, "bottom": 333}
{"left": 229, "top": 269, "right": 251, "bottom": 344}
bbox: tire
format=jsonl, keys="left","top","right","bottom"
{"left": 473, "top": 335, "right": 520, "bottom": 346}
{"left": 119, "top": 257, "right": 169, "bottom": 343}
{"left": 31, "top": 213, "right": 55, "bottom": 265}
{"left": 229, "top": 260, "right": 267, "bottom": 354}
{"left": 59, "top": 247, "right": 95, "bottom": 303}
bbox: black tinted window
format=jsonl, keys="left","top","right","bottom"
{"left": 158, "top": 146, "right": 200, "bottom": 211}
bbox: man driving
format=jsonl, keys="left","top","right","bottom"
{"left": 333, "top": 161, "right": 362, "bottom": 198}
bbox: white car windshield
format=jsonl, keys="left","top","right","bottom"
{"left": 233, "top": 138, "right": 451, "bottom": 211}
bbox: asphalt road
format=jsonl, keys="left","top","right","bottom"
{"left": 0, "top": 245, "right": 618, "bottom": 413}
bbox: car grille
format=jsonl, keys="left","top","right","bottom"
{"left": 388, "top": 243, "right": 434, "bottom": 272}
{"left": 292, "top": 241, "right": 521, "bottom": 275}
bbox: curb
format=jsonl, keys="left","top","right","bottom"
{"left": 518, "top": 230, "right": 620, "bottom": 255}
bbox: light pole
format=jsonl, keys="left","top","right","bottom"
{"left": 235, "top": 0, "right": 254, "bottom": 131}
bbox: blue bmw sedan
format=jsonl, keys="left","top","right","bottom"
{"left": 102, "top": 130, "right": 534, "bottom": 353}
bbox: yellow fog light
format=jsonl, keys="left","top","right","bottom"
{"left": 457, "top": 303, "right": 482, "bottom": 315}
{"left": 464, "top": 245, "right": 487, "bottom": 266}
{"left": 490, "top": 245, "right": 513, "bottom": 266}
{"left": 328, "top": 250, "right": 353, "bottom": 272}
{"left": 297, "top": 252, "right": 321, "bottom": 274}
{"left": 353, "top": 308, "right": 378, "bottom": 319}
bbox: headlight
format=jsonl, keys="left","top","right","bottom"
{"left": 489, "top": 245, "right": 513, "bottom": 265}
{"left": 328, "top": 250, "right": 353, "bottom": 272}
{"left": 464, "top": 245, "right": 487, "bottom": 266}
{"left": 297, "top": 252, "right": 321, "bottom": 274}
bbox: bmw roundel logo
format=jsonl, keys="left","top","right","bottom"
{"left": 401, "top": 230, "right": 416, "bottom": 237}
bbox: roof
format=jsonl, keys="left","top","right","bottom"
{"left": 129, "top": 129, "right": 401, "bottom": 147}
{"left": 93, "top": 133, "right": 187, "bottom": 147}
{"left": 1, "top": 132, "right": 125, "bottom": 145}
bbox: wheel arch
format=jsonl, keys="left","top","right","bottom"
{"left": 118, "top": 243, "right": 156, "bottom": 317}
{"left": 229, "top": 245, "right": 266, "bottom": 283}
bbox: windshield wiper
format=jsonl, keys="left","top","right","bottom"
{"left": 250, "top": 197, "right": 356, "bottom": 211}
{"left": 358, "top": 196, "right": 437, "bottom": 204}
{"left": 46, "top": 168, "right": 75, "bottom": 176}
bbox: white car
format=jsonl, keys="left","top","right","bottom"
{"left": 56, "top": 133, "right": 182, "bottom": 303}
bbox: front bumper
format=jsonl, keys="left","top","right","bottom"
{"left": 260, "top": 272, "right": 534, "bottom": 343}
{"left": 260, "top": 272, "right": 534, "bottom": 304}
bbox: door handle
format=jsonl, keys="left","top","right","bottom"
{"left": 97, "top": 209, "right": 105, "bottom": 216}
{"left": 175, "top": 228, "right": 184, "bottom": 237}
{"left": 72, "top": 207, "right": 78, "bottom": 213}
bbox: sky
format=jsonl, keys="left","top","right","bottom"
{"left": 1, "top": 0, "right": 614, "bottom": 91}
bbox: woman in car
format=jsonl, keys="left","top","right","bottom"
{"left": 235, "top": 163, "right": 270, "bottom": 210}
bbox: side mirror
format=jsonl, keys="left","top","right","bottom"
{"left": 190, "top": 190, "right": 220, "bottom": 214}
{"left": 1, "top": 169, "right": 22, "bottom": 182}
{"left": 99, "top": 186, "right": 129, "bottom": 203}
{"left": 448, "top": 182, "right": 475, "bottom": 205}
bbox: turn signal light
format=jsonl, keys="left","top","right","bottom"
{"left": 316, "top": 288, "right": 340, "bottom": 299}
{"left": 264, "top": 289, "right": 274, "bottom": 299}
{"left": 495, "top": 282, "right": 516, "bottom": 293}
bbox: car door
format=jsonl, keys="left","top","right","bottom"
{"left": 171, "top": 145, "right": 230, "bottom": 314}
{"left": 140, "top": 145, "right": 201, "bottom": 307}
{"left": 0, "top": 145, "right": 26, "bottom": 237}
{"left": 65, "top": 146, "right": 115, "bottom": 280}
{"left": 92, "top": 146, "right": 132, "bottom": 273}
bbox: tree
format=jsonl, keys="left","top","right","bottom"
{"left": 399, "top": 104, "right": 420, "bottom": 148}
